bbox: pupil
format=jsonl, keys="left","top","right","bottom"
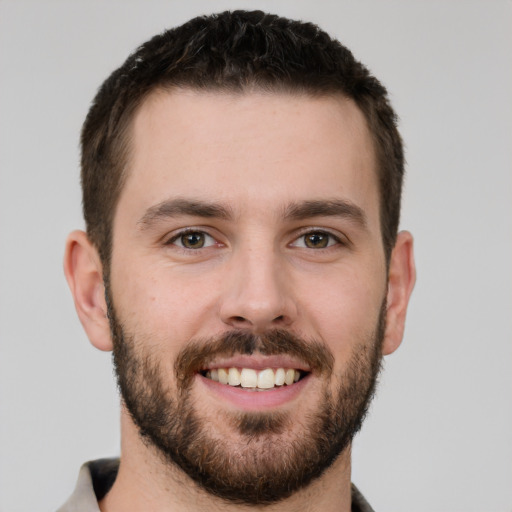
{"left": 183, "top": 232, "right": 204, "bottom": 248}
{"left": 306, "top": 233, "right": 328, "bottom": 248}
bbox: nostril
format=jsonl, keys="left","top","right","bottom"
{"left": 223, "top": 311, "right": 293, "bottom": 330}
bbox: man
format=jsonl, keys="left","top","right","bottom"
{"left": 61, "top": 10, "right": 415, "bottom": 512}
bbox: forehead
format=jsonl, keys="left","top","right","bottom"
{"left": 117, "top": 88, "right": 379, "bottom": 228}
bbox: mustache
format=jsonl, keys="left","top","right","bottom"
{"left": 174, "top": 329, "right": 334, "bottom": 388}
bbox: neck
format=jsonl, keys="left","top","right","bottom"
{"left": 100, "top": 410, "right": 353, "bottom": 512}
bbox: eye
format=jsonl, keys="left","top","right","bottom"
{"left": 168, "top": 230, "right": 216, "bottom": 249}
{"left": 291, "top": 231, "right": 340, "bottom": 249}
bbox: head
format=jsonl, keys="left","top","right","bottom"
{"left": 66, "top": 10, "right": 415, "bottom": 507}
{"left": 80, "top": 10, "right": 404, "bottom": 271}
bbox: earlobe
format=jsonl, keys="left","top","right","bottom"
{"left": 382, "top": 231, "right": 416, "bottom": 356}
{"left": 63, "top": 230, "right": 113, "bottom": 352}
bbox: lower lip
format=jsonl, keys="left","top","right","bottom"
{"left": 197, "top": 373, "right": 311, "bottom": 411}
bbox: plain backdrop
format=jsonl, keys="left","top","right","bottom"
{"left": 0, "top": 1, "right": 511, "bottom": 511}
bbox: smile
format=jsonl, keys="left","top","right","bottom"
{"left": 202, "top": 367, "right": 305, "bottom": 390}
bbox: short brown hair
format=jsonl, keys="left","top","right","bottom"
{"left": 81, "top": 10, "right": 404, "bottom": 266}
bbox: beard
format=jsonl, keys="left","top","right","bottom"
{"left": 107, "top": 288, "right": 386, "bottom": 506}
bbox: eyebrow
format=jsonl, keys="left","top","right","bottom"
{"left": 138, "top": 197, "right": 367, "bottom": 229}
{"left": 138, "top": 198, "right": 234, "bottom": 229}
{"left": 283, "top": 199, "right": 367, "bottom": 228}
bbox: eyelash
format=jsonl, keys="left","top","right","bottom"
{"left": 165, "top": 228, "right": 218, "bottom": 250}
{"left": 164, "top": 228, "right": 345, "bottom": 251}
{"left": 290, "top": 229, "right": 344, "bottom": 249}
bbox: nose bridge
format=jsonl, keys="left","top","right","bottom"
{"left": 220, "top": 237, "right": 296, "bottom": 330}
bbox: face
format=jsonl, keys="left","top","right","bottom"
{"left": 108, "top": 90, "right": 388, "bottom": 503}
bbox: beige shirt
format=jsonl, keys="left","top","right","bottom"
{"left": 57, "top": 459, "right": 375, "bottom": 512}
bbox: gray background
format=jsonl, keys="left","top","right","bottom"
{"left": 0, "top": 1, "right": 511, "bottom": 511}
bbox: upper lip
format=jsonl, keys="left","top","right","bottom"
{"left": 201, "top": 354, "right": 311, "bottom": 372}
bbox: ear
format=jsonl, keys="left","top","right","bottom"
{"left": 63, "top": 230, "right": 113, "bottom": 352}
{"left": 382, "top": 230, "right": 416, "bottom": 356}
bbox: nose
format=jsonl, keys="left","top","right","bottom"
{"left": 219, "top": 246, "right": 298, "bottom": 332}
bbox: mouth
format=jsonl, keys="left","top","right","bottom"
{"left": 194, "top": 353, "right": 314, "bottom": 410}
{"left": 201, "top": 367, "right": 307, "bottom": 391}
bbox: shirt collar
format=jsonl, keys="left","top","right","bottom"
{"left": 58, "top": 458, "right": 375, "bottom": 512}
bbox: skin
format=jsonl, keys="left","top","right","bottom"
{"left": 64, "top": 89, "right": 416, "bottom": 512}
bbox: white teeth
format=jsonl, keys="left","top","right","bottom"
{"left": 240, "top": 368, "right": 258, "bottom": 388}
{"left": 228, "top": 367, "right": 241, "bottom": 386}
{"left": 218, "top": 368, "right": 229, "bottom": 385}
{"left": 274, "top": 368, "right": 285, "bottom": 386}
{"left": 284, "top": 369, "right": 295, "bottom": 386}
{"left": 205, "top": 367, "right": 303, "bottom": 389}
{"left": 257, "top": 368, "right": 275, "bottom": 389}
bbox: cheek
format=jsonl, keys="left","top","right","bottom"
{"left": 298, "top": 264, "right": 386, "bottom": 361}
{"left": 109, "top": 257, "right": 219, "bottom": 342}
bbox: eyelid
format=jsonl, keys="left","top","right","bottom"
{"left": 289, "top": 228, "right": 347, "bottom": 248}
{"left": 161, "top": 226, "right": 348, "bottom": 250}
{"left": 164, "top": 227, "right": 219, "bottom": 248}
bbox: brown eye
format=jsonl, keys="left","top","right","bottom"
{"left": 304, "top": 232, "right": 330, "bottom": 248}
{"left": 169, "top": 231, "right": 217, "bottom": 249}
{"left": 180, "top": 232, "right": 206, "bottom": 249}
